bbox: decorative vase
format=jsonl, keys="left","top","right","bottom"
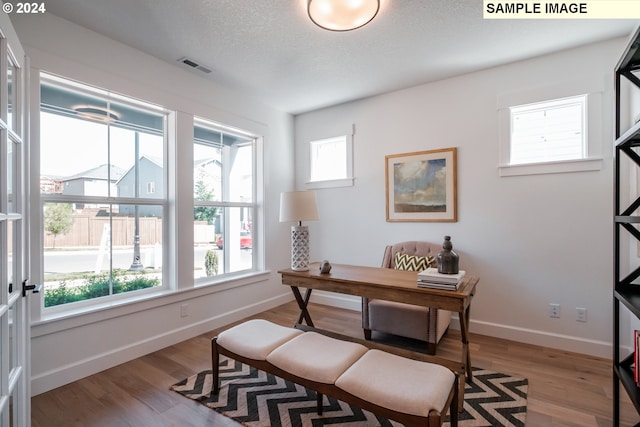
{"left": 437, "top": 236, "right": 459, "bottom": 274}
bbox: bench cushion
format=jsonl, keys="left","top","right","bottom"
{"left": 267, "top": 332, "right": 368, "bottom": 384}
{"left": 335, "top": 349, "right": 455, "bottom": 417}
{"left": 216, "top": 319, "right": 303, "bottom": 360}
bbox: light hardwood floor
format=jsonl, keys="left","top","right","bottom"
{"left": 32, "top": 301, "right": 638, "bottom": 426}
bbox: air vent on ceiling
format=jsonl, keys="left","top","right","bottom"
{"left": 177, "top": 57, "right": 213, "bottom": 74}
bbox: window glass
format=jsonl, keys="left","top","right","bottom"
{"left": 39, "top": 73, "right": 166, "bottom": 308}
{"left": 7, "top": 56, "right": 15, "bottom": 131}
{"left": 7, "top": 220, "right": 13, "bottom": 294}
{"left": 310, "top": 136, "right": 348, "bottom": 182}
{"left": 194, "top": 120, "right": 255, "bottom": 282}
{"left": 6, "top": 138, "right": 14, "bottom": 213}
{"left": 509, "top": 95, "right": 586, "bottom": 165}
{"left": 42, "top": 202, "right": 163, "bottom": 307}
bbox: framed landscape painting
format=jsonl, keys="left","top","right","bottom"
{"left": 385, "top": 147, "right": 457, "bottom": 222}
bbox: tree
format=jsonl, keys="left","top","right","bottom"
{"left": 44, "top": 203, "right": 73, "bottom": 248}
{"left": 194, "top": 171, "right": 218, "bottom": 225}
{"left": 205, "top": 250, "right": 218, "bottom": 276}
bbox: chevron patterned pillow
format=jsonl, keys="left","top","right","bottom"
{"left": 394, "top": 252, "right": 435, "bottom": 272}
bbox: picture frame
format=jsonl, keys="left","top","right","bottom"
{"left": 385, "top": 147, "right": 457, "bottom": 222}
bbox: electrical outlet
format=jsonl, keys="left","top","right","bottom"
{"left": 180, "top": 303, "right": 189, "bottom": 318}
{"left": 576, "top": 307, "right": 587, "bottom": 322}
{"left": 549, "top": 303, "right": 560, "bottom": 318}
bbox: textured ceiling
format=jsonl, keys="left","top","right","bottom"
{"left": 41, "top": 0, "right": 637, "bottom": 114}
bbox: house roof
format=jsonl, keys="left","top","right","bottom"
{"left": 62, "top": 164, "right": 125, "bottom": 182}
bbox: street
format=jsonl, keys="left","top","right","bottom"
{"left": 43, "top": 246, "right": 252, "bottom": 276}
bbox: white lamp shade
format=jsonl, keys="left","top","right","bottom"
{"left": 308, "top": 0, "right": 380, "bottom": 32}
{"left": 279, "top": 191, "right": 319, "bottom": 223}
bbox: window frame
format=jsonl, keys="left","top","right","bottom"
{"left": 37, "top": 72, "right": 170, "bottom": 313}
{"left": 306, "top": 134, "right": 354, "bottom": 189}
{"left": 193, "top": 118, "right": 258, "bottom": 285}
{"left": 497, "top": 83, "right": 603, "bottom": 177}
{"left": 31, "top": 70, "right": 267, "bottom": 323}
{"left": 509, "top": 94, "right": 587, "bottom": 165}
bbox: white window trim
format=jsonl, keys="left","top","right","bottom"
{"left": 193, "top": 117, "right": 259, "bottom": 284}
{"left": 32, "top": 71, "right": 266, "bottom": 321}
{"left": 497, "top": 82, "right": 604, "bottom": 177}
{"left": 306, "top": 134, "right": 354, "bottom": 189}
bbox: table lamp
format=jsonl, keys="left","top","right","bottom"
{"left": 279, "top": 191, "right": 319, "bottom": 271}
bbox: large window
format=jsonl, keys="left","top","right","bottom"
{"left": 39, "top": 73, "right": 167, "bottom": 308}
{"left": 193, "top": 118, "right": 255, "bottom": 281}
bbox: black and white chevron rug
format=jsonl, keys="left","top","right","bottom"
{"left": 171, "top": 356, "right": 528, "bottom": 427}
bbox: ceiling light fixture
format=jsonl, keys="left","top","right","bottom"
{"left": 73, "top": 105, "right": 119, "bottom": 123}
{"left": 307, "top": 0, "right": 380, "bottom": 32}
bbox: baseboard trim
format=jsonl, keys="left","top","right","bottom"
{"left": 463, "top": 318, "right": 612, "bottom": 359}
{"left": 31, "top": 292, "right": 292, "bottom": 396}
{"left": 310, "top": 292, "right": 612, "bottom": 359}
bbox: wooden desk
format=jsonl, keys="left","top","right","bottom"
{"left": 279, "top": 262, "right": 479, "bottom": 382}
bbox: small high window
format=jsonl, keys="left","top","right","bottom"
{"left": 307, "top": 135, "right": 353, "bottom": 189}
{"left": 509, "top": 95, "right": 586, "bottom": 165}
{"left": 498, "top": 90, "right": 603, "bottom": 177}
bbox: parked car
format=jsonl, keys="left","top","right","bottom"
{"left": 216, "top": 232, "right": 252, "bottom": 249}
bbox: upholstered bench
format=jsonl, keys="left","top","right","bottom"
{"left": 212, "top": 319, "right": 459, "bottom": 427}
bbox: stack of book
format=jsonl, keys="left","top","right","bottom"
{"left": 417, "top": 268, "right": 466, "bottom": 290}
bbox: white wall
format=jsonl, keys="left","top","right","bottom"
{"left": 295, "top": 37, "right": 627, "bottom": 358}
{"left": 11, "top": 13, "right": 295, "bottom": 395}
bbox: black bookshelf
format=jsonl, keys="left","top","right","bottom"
{"left": 614, "top": 25, "right": 640, "bottom": 426}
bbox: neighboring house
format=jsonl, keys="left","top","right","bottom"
{"left": 40, "top": 176, "right": 63, "bottom": 194}
{"left": 60, "top": 164, "right": 124, "bottom": 208}
{"left": 117, "top": 156, "right": 164, "bottom": 217}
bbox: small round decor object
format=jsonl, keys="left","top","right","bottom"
{"left": 437, "top": 236, "right": 459, "bottom": 274}
{"left": 320, "top": 260, "right": 332, "bottom": 274}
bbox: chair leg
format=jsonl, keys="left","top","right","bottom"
{"left": 211, "top": 337, "right": 220, "bottom": 394}
{"left": 450, "top": 374, "right": 459, "bottom": 426}
{"left": 363, "top": 328, "right": 372, "bottom": 340}
{"left": 316, "top": 392, "right": 323, "bottom": 415}
{"left": 427, "top": 341, "right": 437, "bottom": 355}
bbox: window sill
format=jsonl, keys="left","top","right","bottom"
{"left": 498, "top": 158, "right": 603, "bottom": 177}
{"left": 32, "top": 270, "right": 270, "bottom": 337}
{"left": 306, "top": 177, "right": 354, "bottom": 189}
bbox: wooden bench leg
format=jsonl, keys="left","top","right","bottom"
{"left": 211, "top": 337, "right": 220, "bottom": 395}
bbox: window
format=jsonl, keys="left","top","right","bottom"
{"left": 39, "top": 73, "right": 167, "bottom": 308}
{"left": 498, "top": 91, "right": 603, "bottom": 176}
{"left": 307, "top": 135, "right": 353, "bottom": 189}
{"left": 510, "top": 95, "right": 586, "bottom": 165}
{"left": 193, "top": 118, "right": 256, "bottom": 282}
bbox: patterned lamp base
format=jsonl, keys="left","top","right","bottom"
{"left": 290, "top": 225, "right": 310, "bottom": 271}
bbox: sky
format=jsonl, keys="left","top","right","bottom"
{"left": 40, "top": 112, "right": 163, "bottom": 178}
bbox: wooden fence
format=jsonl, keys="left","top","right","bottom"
{"left": 43, "top": 213, "right": 163, "bottom": 248}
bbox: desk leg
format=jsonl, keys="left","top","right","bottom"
{"left": 459, "top": 306, "right": 473, "bottom": 383}
{"left": 291, "top": 286, "right": 314, "bottom": 327}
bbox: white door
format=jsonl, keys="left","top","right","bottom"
{"left": 0, "top": 12, "right": 30, "bottom": 427}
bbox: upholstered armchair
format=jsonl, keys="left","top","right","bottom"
{"left": 361, "top": 241, "right": 452, "bottom": 355}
